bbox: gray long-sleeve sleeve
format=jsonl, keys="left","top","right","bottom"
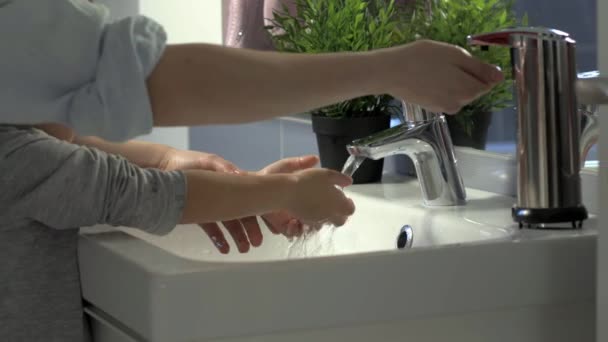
{"left": 0, "top": 126, "right": 187, "bottom": 341}
{"left": 0, "top": 0, "right": 167, "bottom": 141}
{"left": 0, "top": 126, "right": 186, "bottom": 235}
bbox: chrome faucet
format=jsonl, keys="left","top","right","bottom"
{"left": 468, "top": 27, "right": 608, "bottom": 228}
{"left": 346, "top": 102, "right": 466, "bottom": 206}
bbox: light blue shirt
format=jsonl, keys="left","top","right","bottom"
{"left": 0, "top": 0, "right": 167, "bottom": 141}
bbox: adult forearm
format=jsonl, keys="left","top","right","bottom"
{"left": 147, "top": 43, "right": 382, "bottom": 126}
{"left": 180, "top": 170, "right": 293, "bottom": 223}
{"left": 73, "top": 136, "right": 171, "bottom": 169}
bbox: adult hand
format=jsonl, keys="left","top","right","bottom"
{"left": 159, "top": 149, "right": 255, "bottom": 254}
{"left": 380, "top": 40, "right": 505, "bottom": 114}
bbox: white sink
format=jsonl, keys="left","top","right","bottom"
{"left": 121, "top": 175, "right": 517, "bottom": 262}
{"left": 79, "top": 175, "right": 597, "bottom": 342}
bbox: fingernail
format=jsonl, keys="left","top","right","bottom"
{"left": 212, "top": 236, "right": 224, "bottom": 247}
{"left": 212, "top": 238, "right": 230, "bottom": 254}
{"left": 239, "top": 242, "right": 250, "bottom": 253}
{"left": 491, "top": 66, "right": 504, "bottom": 82}
{"left": 251, "top": 236, "right": 263, "bottom": 247}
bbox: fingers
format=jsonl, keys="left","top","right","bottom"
{"left": 329, "top": 216, "right": 349, "bottom": 227}
{"left": 240, "top": 216, "right": 263, "bottom": 247}
{"left": 460, "top": 69, "right": 497, "bottom": 99}
{"left": 329, "top": 170, "right": 354, "bottom": 188}
{"left": 262, "top": 211, "right": 307, "bottom": 238}
{"left": 218, "top": 161, "right": 241, "bottom": 174}
{"left": 455, "top": 52, "right": 504, "bottom": 85}
{"left": 436, "top": 67, "right": 493, "bottom": 114}
{"left": 297, "top": 155, "right": 320, "bottom": 169}
{"left": 203, "top": 155, "right": 241, "bottom": 173}
{"left": 261, "top": 211, "right": 291, "bottom": 235}
{"left": 199, "top": 223, "right": 230, "bottom": 254}
{"left": 323, "top": 189, "right": 356, "bottom": 227}
{"left": 339, "top": 196, "right": 356, "bottom": 218}
{"left": 285, "top": 219, "right": 304, "bottom": 237}
{"left": 202, "top": 217, "right": 267, "bottom": 254}
{"left": 261, "top": 215, "right": 282, "bottom": 235}
{"left": 223, "top": 220, "right": 251, "bottom": 253}
{"left": 262, "top": 155, "right": 320, "bottom": 174}
{"left": 437, "top": 65, "right": 501, "bottom": 115}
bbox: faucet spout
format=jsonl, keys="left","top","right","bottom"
{"left": 347, "top": 105, "right": 466, "bottom": 206}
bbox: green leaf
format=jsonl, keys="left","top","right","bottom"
{"left": 268, "top": 0, "right": 521, "bottom": 120}
{"left": 369, "top": 20, "right": 377, "bottom": 33}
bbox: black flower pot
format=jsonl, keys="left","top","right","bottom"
{"left": 446, "top": 111, "right": 493, "bottom": 150}
{"left": 312, "top": 115, "right": 391, "bottom": 184}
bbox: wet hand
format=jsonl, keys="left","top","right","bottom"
{"left": 160, "top": 151, "right": 323, "bottom": 254}
{"left": 286, "top": 168, "right": 356, "bottom": 228}
{"left": 159, "top": 149, "right": 258, "bottom": 254}
{"left": 258, "top": 155, "right": 321, "bottom": 238}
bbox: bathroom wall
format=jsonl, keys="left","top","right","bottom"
{"left": 597, "top": 0, "right": 607, "bottom": 339}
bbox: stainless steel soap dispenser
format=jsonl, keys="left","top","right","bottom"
{"left": 468, "top": 27, "right": 587, "bottom": 228}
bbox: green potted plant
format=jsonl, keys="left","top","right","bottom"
{"left": 267, "top": 0, "right": 405, "bottom": 183}
{"left": 402, "top": 0, "right": 526, "bottom": 149}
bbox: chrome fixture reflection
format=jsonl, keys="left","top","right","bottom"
{"left": 346, "top": 102, "right": 466, "bottom": 207}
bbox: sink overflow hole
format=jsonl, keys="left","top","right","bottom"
{"left": 397, "top": 225, "right": 414, "bottom": 249}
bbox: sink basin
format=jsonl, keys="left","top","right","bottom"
{"left": 120, "top": 175, "right": 517, "bottom": 262}
{"left": 79, "top": 174, "right": 597, "bottom": 342}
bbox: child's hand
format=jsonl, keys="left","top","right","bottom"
{"left": 161, "top": 151, "right": 334, "bottom": 253}
{"left": 258, "top": 156, "right": 320, "bottom": 238}
{"left": 286, "top": 169, "right": 356, "bottom": 228}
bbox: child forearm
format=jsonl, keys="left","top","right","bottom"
{"left": 179, "top": 170, "right": 294, "bottom": 224}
